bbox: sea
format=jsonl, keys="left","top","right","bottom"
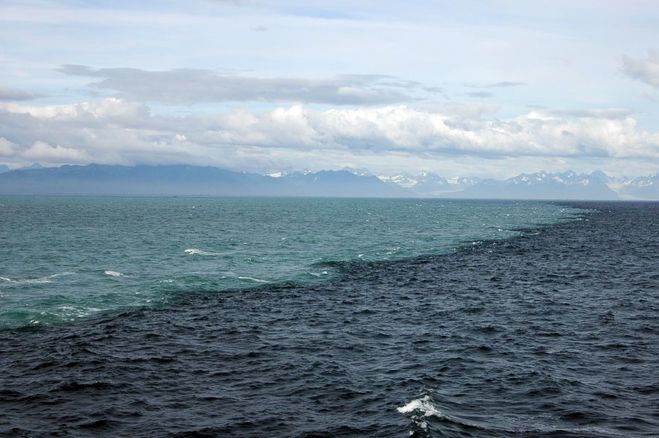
{"left": 0, "top": 197, "right": 657, "bottom": 437}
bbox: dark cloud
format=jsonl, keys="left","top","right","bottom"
{"left": 59, "top": 65, "right": 421, "bottom": 105}
{"left": 0, "top": 86, "right": 42, "bottom": 101}
{"left": 423, "top": 86, "right": 443, "bottom": 93}
{"left": 465, "top": 91, "right": 493, "bottom": 98}
{"left": 622, "top": 49, "right": 659, "bottom": 88}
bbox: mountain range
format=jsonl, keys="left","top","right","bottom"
{"left": 0, "top": 164, "right": 402, "bottom": 197}
{"left": 0, "top": 164, "right": 657, "bottom": 200}
{"left": 381, "top": 169, "right": 658, "bottom": 200}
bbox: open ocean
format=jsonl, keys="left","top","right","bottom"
{"left": 0, "top": 198, "right": 657, "bottom": 437}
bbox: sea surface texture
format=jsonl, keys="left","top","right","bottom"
{"left": 0, "top": 199, "right": 657, "bottom": 437}
{"left": 0, "top": 197, "right": 579, "bottom": 329}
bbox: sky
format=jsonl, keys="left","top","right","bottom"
{"left": 1, "top": 0, "right": 659, "bottom": 178}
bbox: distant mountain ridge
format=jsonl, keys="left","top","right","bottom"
{"left": 379, "top": 172, "right": 481, "bottom": 196}
{"left": 455, "top": 170, "right": 619, "bottom": 200}
{"left": 608, "top": 173, "right": 659, "bottom": 200}
{"left": 0, "top": 164, "right": 403, "bottom": 197}
{"left": 0, "top": 164, "right": 657, "bottom": 199}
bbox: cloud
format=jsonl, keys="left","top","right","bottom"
{"left": 622, "top": 49, "right": 659, "bottom": 88}
{"left": 0, "top": 137, "right": 18, "bottom": 156}
{"left": 23, "top": 141, "right": 90, "bottom": 163}
{"left": 59, "top": 65, "right": 422, "bottom": 105}
{"left": 0, "top": 86, "right": 41, "bottom": 101}
{"left": 1, "top": 99, "right": 658, "bottom": 173}
{"left": 465, "top": 91, "right": 493, "bottom": 98}
{"left": 0, "top": 137, "right": 89, "bottom": 164}
{"left": 548, "top": 109, "right": 632, "bottom": 119}
{"left": 465, "top": 81, "right": 526, "bottom": 89}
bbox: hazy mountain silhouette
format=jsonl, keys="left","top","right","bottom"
{"left": 0, "top": 165, "right": 403, "bottom": 197}
{"left": 1, "top": 165, "right": 656, "bottom": 199}
{"left": 614, "top": 173, "right": 659, "bottom": 200}
{"left": 452, "top": 171, "right": 619, "bottom": 200}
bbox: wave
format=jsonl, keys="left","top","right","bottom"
{"left": 305, "top": 271, "right": 329, "bottom": 277}
{"left": 398, "top": 395, "right": 445, "bottom": 436}
{"left": 237, "top": 276, "right": 269, "bottom": 284}
{"left": 0, "top": 272, "right": 74, "bottom": 285}
{"left": 104, "top": 270, "right": 125, "bottom": 278}
{"left": 184, "top": 248, "right": 223, "bottom": 256}
{"left": 397, "top": 395, "right": 444, "bottom": 418}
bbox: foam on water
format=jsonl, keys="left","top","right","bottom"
{"left": 397, "top": 395, "right": 443, "bottom": 417}
{"left": 104, "top": 270, "right": 125, "bottom": 277}
{"left": 0, "top": 197, "right": 586, "bottom": 328}
{"left": 0, "top": 202, "right": 657, "bottom": 436}
{"left": 397, "top": 395, "right": 446, "bottom": 436}
{"left": 0, "top": 272, "right": 74, "bottom": 285}
{"left": 306, "top": 271, "right": 329, "bottom": 277}
{"left": 184, "top": 248, "right": 222, "bottom": 256}
{"left": 237, "top": 276, "right": 269, "bottom": 283}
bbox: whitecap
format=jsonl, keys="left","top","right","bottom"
{"left": 56, "top": 305, "right": 102, "bottom": 320}
{"left": 307, "top": 271, "right": 330, "bottom": 277}
{"left": 26, "top": 277, "right": 53, "bottom": 284}
{"left": 237, "top": 276, "right": 269, "bottom": 283}
{"left": 184, "top": 248, "right": 222, "bottom": 256}
{"left": 48, "top": 272, "right": 75, "bottom": 278}
{"left": 104, "top": 270, "right": 125, "bottom": 277}
{"left": 0, "top": 272, "right": 74, "bottom": 285}
{"left": 397, "top": 395, "right": 444, "bottom": 418}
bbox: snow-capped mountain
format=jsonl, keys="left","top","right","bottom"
{"left": 457, "top": 170, "right": 618, "bottom": 200}
{"left": 611, "top": 173, "right": 659, "bottom": 200}
{"left": 1, "top": 165, "right": 657, "bottom": 199}
{"left": 413, "top": 172, "right": 450, "bottom": 195}
{"left": 378, "top": 172, "right": 480, "bottom": 196}
{"left": 378, "top": 173, "right": 419, "bottom": 189}
{"left": 507, "top": 170, "right": 607, "bottom": 186}
{"left": 446, "top": 176, "right": 482, "bottom": 188}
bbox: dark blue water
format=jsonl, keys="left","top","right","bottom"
{"left": 0, "top": 201, "right": 657, "bottom": 437}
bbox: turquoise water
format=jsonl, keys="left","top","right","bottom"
{"left": 0, "top": 197, "right": 583, "bottom": 328}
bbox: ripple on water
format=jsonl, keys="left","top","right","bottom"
{"left": 0, "top": 202, "right": 657, "bottom": 437}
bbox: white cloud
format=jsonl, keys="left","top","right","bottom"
{"left": 0, "top": 98, "right": 147, "bottom": 120}
{"left": 0, "top": 137, "right": 18, "bottom": 156}
{"left": 0, "top": 99, "right": 658, "bottom": 174}
{"left": 622, "top": 49, "right": 659, "bottom": 88}
{"left": 23, "top": 141, "right": 90, "bottom": 163}
{"left": 0, "top": 137, "right": 89, "bottom": 164}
